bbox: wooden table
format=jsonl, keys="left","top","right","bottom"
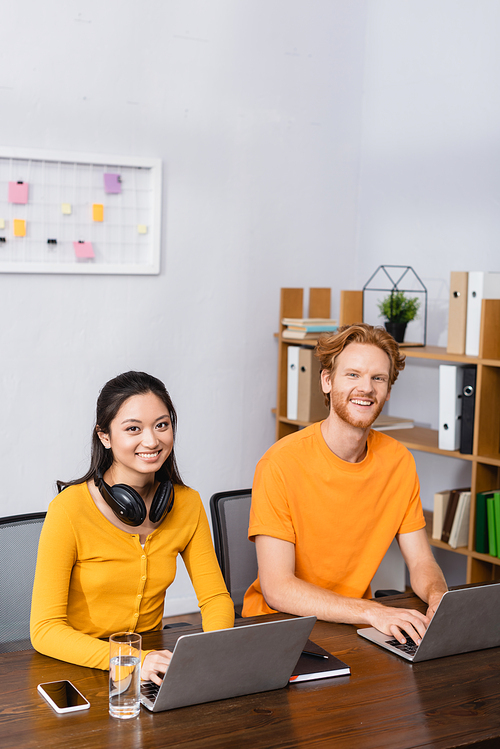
{"left": 2, "top": 591, "right": 500, "bottom": 749}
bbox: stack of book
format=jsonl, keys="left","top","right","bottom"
{"left": 447, "top": 271, "right": 500, "bottom": 356}
{"left": 475, "top": 489, "right": 500, "bottom": 557}
{"left": 432, "top": 488, "right": 471, "bottom": 549}
{"left": 282, "top": 318, "right": 338, "bottom": 340}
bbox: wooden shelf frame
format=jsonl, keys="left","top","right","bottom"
{"left": 274, "top": 290, "right": 500, "bottom": 584}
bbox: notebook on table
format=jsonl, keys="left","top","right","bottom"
{"left": 357, "top": 581, "right": 500, "bottom": 662}
{"left": 141, "top": 616, "right": 316, "bottom": 712}
{"left": 289, "top": 639, "right": 350, "bottom": 682}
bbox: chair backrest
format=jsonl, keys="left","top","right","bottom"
{"left": 209, "top": 490, "right": 257, "bottom": 615}
{"left": 0, "top": 512, "right": 46, "bottom": 652}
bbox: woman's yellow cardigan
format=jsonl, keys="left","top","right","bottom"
{"left": 30, "top": 482, "right": 234, "bottom": 670}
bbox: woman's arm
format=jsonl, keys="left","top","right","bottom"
{"left": 181, "top": 501, "right": 235, "bottom": 631}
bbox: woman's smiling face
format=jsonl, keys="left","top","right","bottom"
{"left": 98, "top": 391, "right": 174, "bottom": 482}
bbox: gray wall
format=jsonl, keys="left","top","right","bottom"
{"left": 1, "top": 0, "right": 365, "bottom": 612}
{"left": 357, "top": 0, "right": 500, "bottom": 515}
{"left": 2, "top": 0, "right": 499, "bottom": 611}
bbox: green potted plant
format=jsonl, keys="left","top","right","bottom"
{"left": 377, "top": 290, "right": 420, "bottom": 343}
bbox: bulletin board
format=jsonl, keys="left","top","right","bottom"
{"left": 0, "top": 147, "right": 162, "bottom": 274}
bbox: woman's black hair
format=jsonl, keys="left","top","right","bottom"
{"left": 57, "top": 371, "right": 185, "bottom": 493}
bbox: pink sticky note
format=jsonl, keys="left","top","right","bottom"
{"left": 104, "top": 173, "right": 121, "bottom": 194}
{"left": 8, "top": 182, "right": 29, "bottom": 204}
{"left": 73, "top": 241, "right": 95, "bottom": 259}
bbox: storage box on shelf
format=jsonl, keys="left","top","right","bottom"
{"left": 274, "top": 289, "right": 500, "bottom": 585}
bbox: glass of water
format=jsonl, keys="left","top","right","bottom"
{"left": 109, "top": 632, "right": 142, "bottom": 719}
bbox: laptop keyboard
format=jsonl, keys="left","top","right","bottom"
{"left": 386, "top": 632, "right": 419, "bottom": 656}
{"left": 141, "top": 681, "right": 160, "bottom": 702}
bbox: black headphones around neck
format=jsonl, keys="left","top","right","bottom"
{"left": 96, "top": 469, "right": 174, "bottom": 527}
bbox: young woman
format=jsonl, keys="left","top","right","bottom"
{"left": 31, "top": 371, "right": 234, "bottom": 684}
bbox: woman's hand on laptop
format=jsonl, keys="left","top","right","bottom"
{"left": 141, "top": 649, "right": 173, "bottom": 685}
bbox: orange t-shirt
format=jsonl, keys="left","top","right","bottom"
{"left": 242, "top": 422, "right": 425, "bottom": 617}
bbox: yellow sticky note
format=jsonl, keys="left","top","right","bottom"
{"left": 0, "top": 218, "right": 5, "bottom": 229}
{"left": 62, "top": 203, "right": 72, "bottom": 215}
{"left": 93, "top": 204, "right": 104, "bottom": 222}
{"left": 14, "top": 219, "right": 26, "bottom": 237}
{"left": 137, "top": 224, "right": 148, "bottom": 234}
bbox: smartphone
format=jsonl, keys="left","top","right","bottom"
{"left": 37, "top": 680, "right": 90, "bottom": 713}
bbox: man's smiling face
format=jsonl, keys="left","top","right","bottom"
{"left": 321, "top": 342, "right": 391, "bottom": 429}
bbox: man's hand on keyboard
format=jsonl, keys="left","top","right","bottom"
{"left": 367, "top": 604, "right": 431, "bottom": 645}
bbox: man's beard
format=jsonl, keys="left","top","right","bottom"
{"left": 330, "top": 388, "right": 385, "bottom": 429}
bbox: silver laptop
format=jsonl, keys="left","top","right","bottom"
{"left": 141, "top": 616, "right": 316, "bottom": 711}
{"left": 357, "top": 582, "right": 500, "bottom": 662}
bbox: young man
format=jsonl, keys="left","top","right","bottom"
{"left": 242, "top": 324, "right": 447, "bottom": 646}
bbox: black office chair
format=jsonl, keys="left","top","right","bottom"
{"left": 210, "top": 489, "right": 257, "bottom": 616}
{"left": 0, "top": 512, "right": 46, "bottom": 652}
{"left": 374, "top": 589, "right": 403, "bottom": 598}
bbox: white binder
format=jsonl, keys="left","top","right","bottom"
{"left": 465, "top": 271, "right": 500, "bottom": 357}
{"left": 448, "top": 491, "right": 471, "bottom": 549}
{"left": 287, "top": 346, "right": 300, "bottom": 420}
{"left": 438, "top": 365, "right": 464, "bottom": 451}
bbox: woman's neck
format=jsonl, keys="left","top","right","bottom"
{"left": 89, "top": 475, "right": 163, "bottom": 543}
{"left": 104, "top": 466, "right": 157, "bottom": 504}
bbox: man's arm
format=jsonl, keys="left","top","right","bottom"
{"left": 256, "top": 534, "right": 432, "bottom": 644}
{"left": 397, "top": 528, "right": 448, "bottom": 619}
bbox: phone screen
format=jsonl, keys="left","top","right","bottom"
{"left": 38, "top": 681, "right": 90, "bottom": 711}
